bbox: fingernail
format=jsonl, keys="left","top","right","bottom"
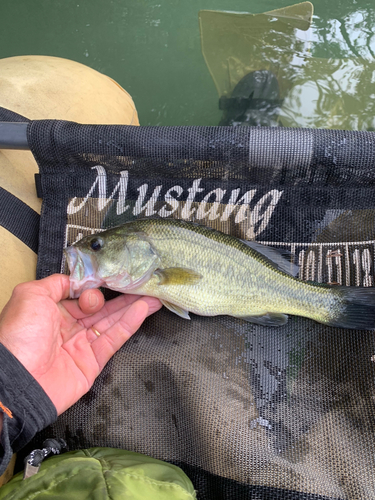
{"left": 89, "top": 292, "right": 99, "bottom": 308}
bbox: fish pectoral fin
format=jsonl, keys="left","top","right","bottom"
{"left": 155, "top": 267, "right": 202, "bottom": 286}
{"left": 237, "top": 312, "right": 288, "bottom": 326}
{"left": 161, "top": 300, "right": 191, "bottom": 320}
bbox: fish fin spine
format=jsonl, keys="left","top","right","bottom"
{"left": 236, "top": 312, "right": 288, "bottom": 326}
{"left": 161, "top": 300, "right": 191, "bottom": 319}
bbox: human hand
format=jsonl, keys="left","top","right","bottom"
{"left": 0, "top": 274, "right": 162, "bottom": 415}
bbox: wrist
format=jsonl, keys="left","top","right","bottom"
{"left": 0, "top": 343, "right": 57, "bottom": 476}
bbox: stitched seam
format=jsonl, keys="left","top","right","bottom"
{"left": 105, "top": 470, "right": 194, "bottom": 497}
{"left": 4, "top": 462, "right": 195, "bottom": 500}
{"left": 5, "top": 469, "right": 92, "bottom": 500}
{"left": 84, "top": 449, "right": 111, "bottom": 473}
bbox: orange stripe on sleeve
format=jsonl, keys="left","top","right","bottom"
{"left": 0, "top": 401, "right": 13, "bottom": 418}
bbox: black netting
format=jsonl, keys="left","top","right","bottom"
{"left": 17, "top": 116, "right": 375, "bottom": 499}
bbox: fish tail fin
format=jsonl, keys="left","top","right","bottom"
{"left": 328, "top": 287, "right": 375, "bottom": 330}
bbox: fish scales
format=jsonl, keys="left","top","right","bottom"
{"left": 129, "top": 220, "right": 331, "bottom": 319}
{"left": 64, "top": 218, "right": 375, "bottom": 330}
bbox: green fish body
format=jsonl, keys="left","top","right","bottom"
{"left": 64, "top": 218, "right": 375, "bottom": 329}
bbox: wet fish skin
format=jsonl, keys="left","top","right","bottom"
{"left": 64, "top": 218, "right": 375, "bottom": 329}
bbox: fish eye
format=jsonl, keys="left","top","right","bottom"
{"left": 90, "top": 238, "right": 103, "bottom": 252}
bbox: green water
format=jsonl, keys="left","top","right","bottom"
{"left": 0, "top": 0, "right": 374, "bottom": 128}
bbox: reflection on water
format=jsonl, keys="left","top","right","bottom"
{"left": 279, "top": 57, "right": 375, "bottom": 130}
{"left": 200, "top": 1, "right": 375, "bottom": 130}
{"left": 0, "top": 0, "right": 374, "bottom": 126}
{"left": 312, "top": 0, "right": 375, "bottom": 60}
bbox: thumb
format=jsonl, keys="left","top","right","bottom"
{"left": 79, "top": 289, "right": 105, "bottom": 315}
{"left": 32, "top": 274, "right": 72, "bottom": 303}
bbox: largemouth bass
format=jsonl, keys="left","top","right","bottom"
{"left": 64, "top": 218, "right": 375, "bottom": 329}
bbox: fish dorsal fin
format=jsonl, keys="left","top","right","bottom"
{"left": 161, "top": 300, "right": 191, "bottom": 319}
{"left": 241, "top": 240, "right": 299, "bottom": 277}
{"left": 237, "top": 312, "right": 288, "bottom": 326}
{"left": 155, "top": 267, "right": 202, "bottom": 286}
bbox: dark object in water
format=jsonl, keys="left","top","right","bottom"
{"left": 219, "top": 70, "right": 283, "bottom": 127}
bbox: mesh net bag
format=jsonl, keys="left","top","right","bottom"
{"left": 4, "top": 107, "right": 375, "bottom": 499}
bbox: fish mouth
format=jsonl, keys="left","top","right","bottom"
{"left": 64, "top": 246, "right": 104, "bottom": 298}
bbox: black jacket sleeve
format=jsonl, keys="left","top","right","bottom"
{"left": 0, "top": 343, "right": 57, "bottom": 477}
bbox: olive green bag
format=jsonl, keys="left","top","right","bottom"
{"left": 0, "top": 448, "right": 196, "bottom": 500}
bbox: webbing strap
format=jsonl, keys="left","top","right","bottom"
{"left": 0, "top": 187, "right": 39, "bottom": 253}
{"left": 0, "top": 108, "right": 38, "bottom": 252}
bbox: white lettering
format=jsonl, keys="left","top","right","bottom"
{"left": 362, "top": 248, "right": 373, "bottom": 287}
{"left": 195, "top": 188, "right": 226, "bottom": 220}
{"left": 221, "top": 189, "right": 241, "bottom": 222}
{"left": 133, "top": 184, "right": 162, "bottom": 216}
{"left": 67, "top": 165, "right": 105, "bottom": 215}
{"left": 67, "top": 168, "right": 283, "bottom": 238}
{"left": 67, "top": 166, "right": 130, "bottom": 215}
{"left": 326, "top": 249, "right": 342, "bottom": 285}
{"left": 248, "top": 190, "right": 283, "bottom": 238}
{"left": 114, "top": 171, "right": 130, "bottom": 215}
{"left": 181, "top": 179, "right": 205, "bottom": 219}
{"left": 353, "top": 249, "right": 361, "bottom": 286}
{"left": 305, "top": 250, "right": 316, "bottom": 281}
{"left": 298, "top": 250, "right": 305, "bottom": 280}
{"left": 158, "top": 186, "right": 184, "bottom": 217}
{"left": 233, "top": 190, "right": 257, "bottom": 223}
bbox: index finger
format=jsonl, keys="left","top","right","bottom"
{"left": 78, "top": 293, "right": 145, "bottom": 328}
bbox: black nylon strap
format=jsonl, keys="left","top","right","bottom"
{"left": 0, "top": 187, "right": 39, "bottom": 253}
{"left": 0, "top": 107, "right": 30, "bottom": 124}
{"left": 0, "top": 108, "right": 39, "bottom": 252}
